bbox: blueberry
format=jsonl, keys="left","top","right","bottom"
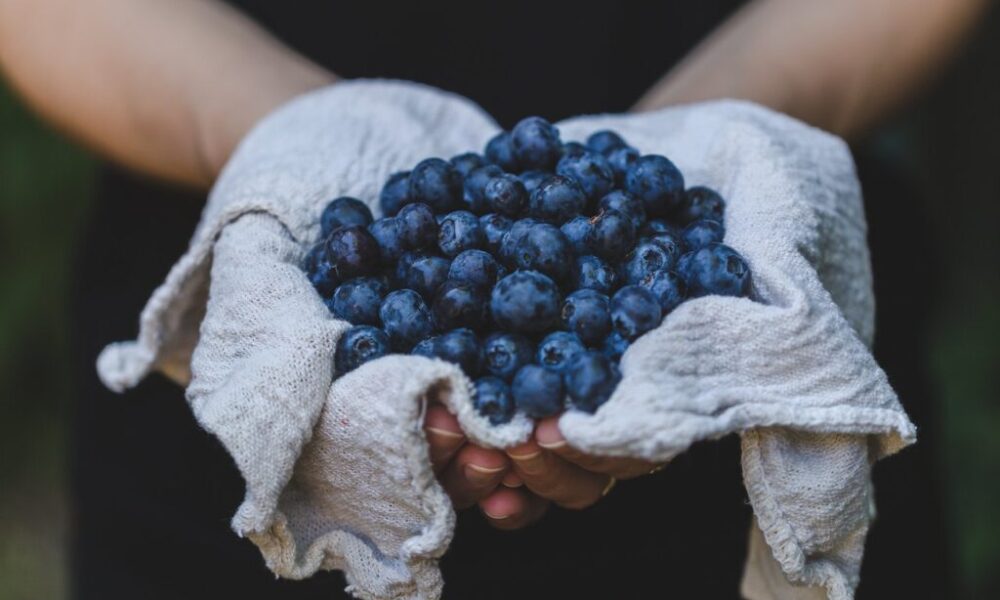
{"left": 397, "top": 203, "right": 438, "bottom": 249}
{"left": 625, "top": 154, "right": 685, "bottom": 217}
{"left": 449, "top": 249, "right": 499, "bottom": 289}
{"left": 321, "top": 197, "right": 373, "bottom": 237}
{"left": 606, "top": 146, "right": 640, "bottom": 185}
{"left": 483, "top": 333, "right": 535, "bottom": 381}
{"left": 513, "top": 223, "right": 574, "bottom": 283}
{"left": 640, "top": 219, "right": 678, "bottom": 237}
{"left": 434, "top": 328, "right": 483, "bottom": 376}
{"left": 334, "top": 325, "right": 390, "bottom": 375}
{"left": 511, "top": 364, "right": 565, "bottom": 418}
{"left": 681, "top": 243, "right": 752, "bottom": 298}
{"left": 585, "top": 130, "right": 627, "bottom": 155}
{"left": 394, "top": 251, "right": 422, "bottom": 287}
{"left": 511, "top": 116, "right": 562, "bottom": 171}
{"left": 379, "top": 290, "right": 435, "bottom": 351}
{"left": 529, "top": 175, "right": 587, "bottom": 224}
{"left": 678, "top": 186, "right": 726, "bottom": 224}
{"left": 598, "top": 190, "right": 645, "bottom": 230}
{"left": 498, "top": 217, "right": 539, "bottom": 267}
{"left": 438, "top": 210, "right": 485, "bottom": 257}
{"left": 325, "top": 225, "right": 381, "bottom": 280}
{"left": 411, "top": 336, "right": 438, "bottom": 358}
{"left": 473, "top": 377, "right": 516, "bottom": 425}
{"left": 409, "top": 158, "right": 463, "bottom": 213}
{"left": 602, "top": 332, "right": 630, "bottom": 361}
{"left": 519, "top": 170, "right": 550, "bottom": 195}
{"left": 490, "top": 271, "right": 561, "bottom": 332}
{"left": 561, "top": 290, "right": 612, "bottom": 345}
{"left": 484, "top": 131, "right": 519, "bottom": 171}
{"left": 329, "top": 276, "right": 387, "bottom": 325}
{"left": 305, "top": 244, "right": 339, "bottom": 296}
{"left": 403, "top": 255, "right": 451, "bottom": 299}
{"left": 368, "top": 218, "right": 405, "bottom": 265}
{"left": 561, "top": 141, "right": 588, "bottom": 158}
{"left": 561, "top": 216, "right": 595, "bottom": 255}
{"left": 646, "top": 230, "right": 685, "bottom": 265}
{"left": 640, "top": 269, "right": 687, "bottom": 313}
{"left": 622, "top": 240, "right": 676, "bottom": 285}
{"left": 479, "top": 213, "right": 513, "bottom": 254}
{"left": 681, "top": 219, "right": 725, "bottom": 250}
{"left": 433, "top": 280, "right": 489, "bottom": 331}
{"left": 573, "top": 255, "right": 619, "bottom": 295}
{"left": 564, "top": 350, "right": 620, "bottom": 413}
{"left": 610, "top": 285, "right": 663, "bottom": 340}
{"left": 484, "top": 173, "right": 528, "bottom": 217}
{"left": 556, "top": 151, "right": 615, "bottom": 204}
{"left": 380, "top": 171, "right": 411, "bottom": 217}
{"left": 463, "top": 165, "right": 504, "bottom": 214}
{"left": 537, "top": 331, "right": 586, "bottom": 372}
{"left": 590, "top": 209, "right": 636, "bottom": 261}
{"left": 450, "top": 152, "right": 487, "bottom": 178}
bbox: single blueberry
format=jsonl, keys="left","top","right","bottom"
{"left": 380, "top": 171, "right": 411, "bottom": 217}
{"left": 484, "top": 131, "right": 519, "bottom": 172}
{"left": 681, "top": 219, "right": 725, "bottom": 250}
{"left": 433, "top": 280, "right": 490, "bottom": 331}
{"left": 677, "top": 186, "right": 726, "bottom": 224}
{"left": 448, "top": 249, "right": 499, "bottom": 289}
{"left": 518, "top": 170, "right": 551, "bottom": 196}
{"left": 411, "top": 336, "right": 439, "bottom": 358}
{"left": 602, "top": 331, "right": 630, "bottom": 362}
{"left": 408, "top": 158, "right": 462, "bottom": 213}
{"left": 320, "top": 197, "right": 373, "bottom": 238}
{"left": 490, "top": 271, "right": 561, "bottom": 333}
{"left": 610, "top": 285, "right": 663, "bottom": 340}
{"left": 625, "top": 154, "right": 685, "bottom": 217}
{"left": 682, "top": 243, "right": 753, "bottom": 298}
{"left": 556, "top": 151, "right": 615, "bottom": 204}
{"left": 325, "top": 225, "right": 381, "bottom": 280}
{"left": 484, "top": 173, "right": 529, "bottom": 217}
{"left": 329, "top": 276, "right": 387, "bottom": 325}
{"left": 529, "top": 175, "right": 587, "bottom": 224}
{"left": 435, "top": 328, "right": 483, "bottom": 376}
{"left": 622, "top": 240, "right": 676, "bottom": 285}
{"left": 513, "top": 223, "right": 574, "bottom": 283}
{"left": 450, "top": 152, "right": 487, "bottom": 178}
{"left": 334, "top": 325, "right": 390, "bottom": 375}
{"left": 561, "top": 289, "right": 612, "bottom": 345}
{"left": 403, "top": 255, "right": 451, "bottom": 299}
{"left": 564, "top": 350, "right": 620, "bottom": 413}
{"left": 462, "top": 165, "right": 504, "bottom": 214}
{"left": 646, "top": 230, "right": 685, "bottom": 265}
{"left": 585, "top": 130, "right": 627, "bottom": 155}
{"left": 590, "top": 209, "right": 636, "bottom": 261}
{"left": 438, "top": 210, "right": 485, "bottom": 257}
{"left": 396, "top": 203, "right": 438, "bottom": 249}
{"left": 498, "top": 218, "right": 539, "bottom": 267}
{"left": 511, "top": 116, "right": 562, "bottom": 171}
{"left": 473, "top": 377, "right": 516, "bottom": 425}
{"left": 606, "top": 146, "right": 640, "bottom": 185}
{"left": 511, "top": 364, "right": 565, "bottom": 418}
{"left": 305, "top": 243, "right": 339, "bottom": 296}
{"left": 379, "top": 290, "right": 435, "bottom": 351}
{"left": 561, "top": 216, "right": 595, "bottom": 255}
{"left": 599, "top": 190, "right": 645, "bottom": 230}
{"left": 561, "top": 141, "right": 588, "bottom": 158}
{"left": 482, "top": 333, "right": 535, "bottom": 381}
{"left": 368, "top": 218, "right": 405, "bottom": 265}
{"left": 573, "top": 255, "right": 619, "bottom": 295}
{"left": 537, "top": 331, "right": 586, "bottom": 373}
{"left": 479, "top": 213, "right": 514, "bottom": 254}
{"left": 640, "top": 269, "right": 688, "bottom": 313}
{"left": 394, "top": 251, "right": 422, "bottom": 287}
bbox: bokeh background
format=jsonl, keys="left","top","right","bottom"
{"left": 1, "top": 8, "right": 998, "bottom": 600}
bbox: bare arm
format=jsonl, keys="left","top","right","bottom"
{"left": 636, "top": 0, "right": 990, "bottom": 139}
{"left": 0, "top": 0, "right": 334, "bottom": 188}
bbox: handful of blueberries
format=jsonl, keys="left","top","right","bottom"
{"left": 303, "top": 117, "right": 753, "bottom": 426}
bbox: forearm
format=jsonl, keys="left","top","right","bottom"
{"left": 635, "top": 0, "right": 989, "bottom": 139}
{"left": 0, "top": 0, "right": 334, "bottom": 188}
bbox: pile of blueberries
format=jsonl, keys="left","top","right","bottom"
{"left": 303, "top": 116, "right": 753, "bottom": 426}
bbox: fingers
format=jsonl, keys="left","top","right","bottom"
{"left": 424, "top": 403, "right": 466, "bottom": 472}
{"left": 478, "top": 487, "right": 550, "bottom": 531}
{"left": 535, "top": 417, "right": 664, "bottom": 480}
{"left": 505, "top": 440, "right": 610, "bottom": 510}
{"left": 440, "top": 443, "right": 510, "bottom": 509}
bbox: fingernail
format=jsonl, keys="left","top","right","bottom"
{"left": 537, "top": 439, "right": 567, "bottom": 450}
{"left": 502, "top": 472, "right": 523, "bottom": 488}
{"left": 426, "top": 427, "right": 464, "bottom": 440}
{"left": 507, "top": 450, "right": 542, "bottom": 461}
{"left": 535, "top": 420, "right": 566, "bottom": 449}
{"left": 483, "top": 510, "right": 509, "bottom": 520}
{"left": 465, "top": 464, "right": 504, "bottom": 485}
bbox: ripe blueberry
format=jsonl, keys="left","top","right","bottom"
{"left": 610, "top": 285, "right": 663, "bottom": 340}
{"left": 379, "top": 290, "right": 435, "bottom": 351}
{"left": 321, "top": 197, "right": 373, "bottom": 238}
{"left": 408, "top": 158, "right": 462, "bottom": 213}
{"left": 625, "top": 154, "right": 685, "bottom": 217}
{"left": 335, "top": 325, "right": 390, "bottom": 375}
{"left": 561, "top": 289, "right": 612, "bottom": 345}
{"left": 473, "top": 377, "right": 516, "bottom": 425}
{"left": 537, "top": 331, "right": 586, "bottom": 373}
{"left": 512, "top": 364, "right": 565, "bottom": 418}
{"left": 438, "top": 210, "right": 485, "bottom": 257}
{"left": 490, "top": 271, "right": 561, "bottom": 332}
{"left": 483, "top": 333, "right": 534, "bottom": 381}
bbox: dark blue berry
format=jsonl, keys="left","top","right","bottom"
{"left": 519, "top": 170, "right": 550, "bottom": 195}
{"left": 610, "top": 285, "right": 663, "bottom": 340}
{"left": 335, "top": 325, "right": 390, "bottom": 375}
{"left": 485, "top": 131, "right": 519, "bottom": 171}
{"left": 640, "top": 219, "right": 678, "bottom": 237}
{"left": 437, "top": 210, "right": 485, "bottom": 257}
{"left": 462, "top": 165, "right": 504, "bottom": 214}
{"left": 561, "top": 289, "right": 612, "bottom": 345}
{"left": 435, "top": 328, "right": 483, "bottom": 376}
{"left": 556, "top": 151, "right": 615, "bottom": 204}
{"left": 368, "top": 218, "right": 405, "bottom": 265}
{"left": 394, "top": 251, "right": 422, "bottom": 287}
{"left": 529, "top": 175, "right": 587, "bottom": 224}
{"left": 321, "top": 197, "right": 373, "bottom": 237}
{"left": 408, "top": 158, "right": 462, "bottom": 213}
{"left": 564, "top": 350, "right": 620, "bottom": 413}
{"left": 450, "top": 152, "right": 487, "bottom": 178}
{"left": 678, "top": 186, "right": 726, "bottom": 224}
{"left": 681, "top": 243, "right": 752, "bottom": 298}
{"left": 646, "top": 230, "right": 685, "bottom": 265}
{"left": 433, "top": 280, "right": 489, "bottom": 331}
{"left": 573, "top": 255, "right": 619, "bottom": 295}
{"left": 483, "top": 333, "right": 534, "bottom": 381}
{"left": 403, "top": 255, "right": 451, "bottom": 299}
{"left": 561, "top": 216, "right": 595, "bottom": 255}
{"left": 484, "top": 173, "right": 528, "bottom": 217}
{"left": 329, "top": 277, "right": 387, "bottom": 325}
{"left": 625, "top": 154, "right": 685, "bottom": 217}
{"left": 537, "top": 331, "right": 586, "bottom": 372}
{"left": 411, "top": 336, "right": 438, "bottom": 358}
{"left": 380, "top": 171, "right": 411, "bottom": 217}
{"left": 606, "top": 146, "right": 640, "bottom": 185}
{"left": 586, "top": 130, "right": 627, "bottom": 155}
{"left": 561, "top": 141, "right": 587, "bottom": 158}
{"left": 490, "top": 271, "right": 561, "bottom": 332}
{"left": 498, "top": 218, "right": 539, "bottom": 267}
{"left": 479, "top": 213, "right": 513, "bottom": 254}
{"left": 325, "top": 225, "right": 381, "bottom": 280}
{"left": 379, "top": 290, "right": 435, "bottom": 351}
{"left": 396, "top": 203, "right": 438, "bottom": 249}
{"left": 598, "top": 190, "right": 645, "bottom": 230}
{"left": 512, "top": 365, "right": 565, "bottom": 418}
{"left": 473, "top": 377, "right": 516, "bottom": 425}
{"left": 449, "top": 249, "right": 499, "bottom": 289}
{"left": 306, "top": 251, "right": 339, "bottom": 296}
{"left": 590, "top": 209, "right": 636, "bottom": 261}
{"left": 681, "top": 219, "right": 725, "bottom": 250}
{"left": 602, "top": 332, "right": 630, "bottom": 361}
{"left": 511, "top": 223, "right": 574, "bottom": 283}
{"left": 511, "top": 116, "right": 562, "bottom": 171}
{"left": 622, "top": 240, "right": 676, "bottom": 285}
{"left": 640, "top": 269, "right": 687, "bottom": 313}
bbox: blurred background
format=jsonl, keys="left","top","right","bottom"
{"left": 1, "top": 7, "right": 998, "bottom": 600}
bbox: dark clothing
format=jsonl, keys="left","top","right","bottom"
{"left": 71, "top": 2, "right": 950, "bottom": 598}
